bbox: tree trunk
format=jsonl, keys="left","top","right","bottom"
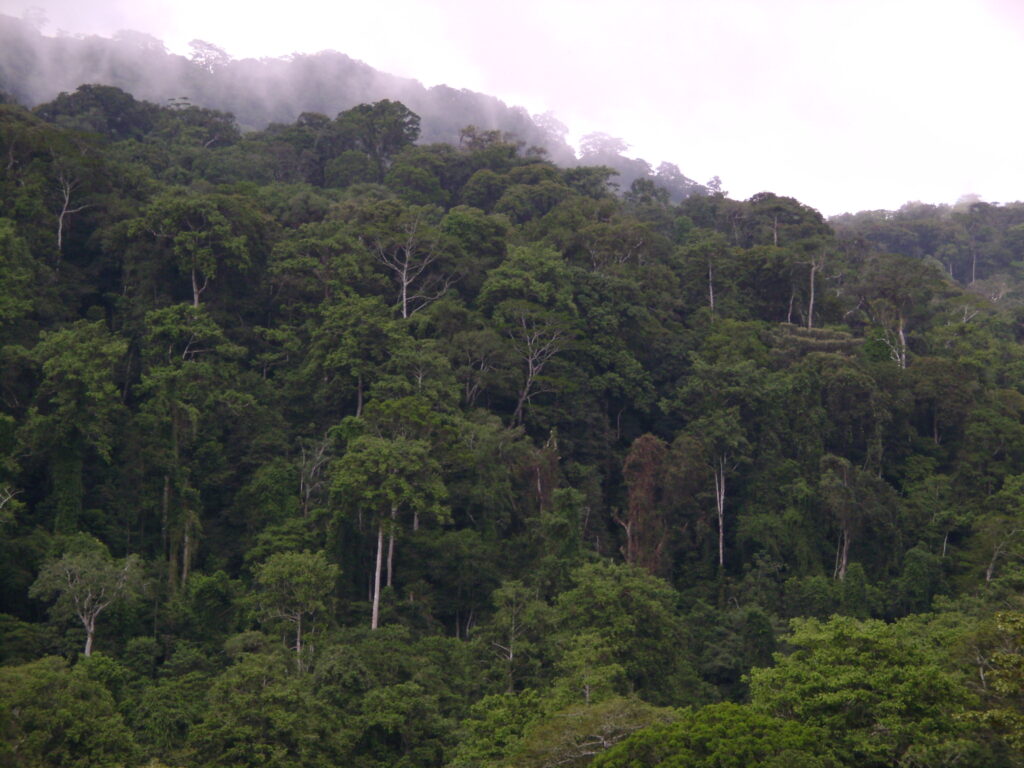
{"left": 714, "top": 456, "right": 727, "bottom": 569}
{"left": 707, "top": 260, "right": 715, "bottom": 318}
{"left": 372, "top": 522, "right": 384, "bottom": 629}
{"left": 83, "top": 618, "right": 95, "bottom": 657}
{"left": 386, "top": 505, "right": 397, "bottom": 587}
{"left": 897, "top": 313, "right": 907, "bottom": 369}
{"left": 837, "top": 528, "right": 850, "bottom": 580}
{"left": 807, "top": 258, "right": 819, "bottom": 329}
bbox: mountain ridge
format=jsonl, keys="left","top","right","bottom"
{"left": 0, "top": 13, "right": 713, "bottom": 201}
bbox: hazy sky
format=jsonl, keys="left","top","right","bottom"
{"left": 11, "top": 0, "right": 1024, "bottom": 215}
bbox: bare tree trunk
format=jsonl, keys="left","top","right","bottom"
{"left": 985, "top": 530, "right": 1018, "bottom": 582}
{"left": 372, "top": 522, "right": 384, "bottom": 629}
{"left": 837, "top": 528, "right": 850, "bottom": 580}
{"left": 714, "top": 455, "right": 727, "bottom": 569}
{"left": 84, "top": 623, "right": 95, "bottom": 657}
{"left": 807, "top": 258, "right": 819, "bottom": 329}
{"left": 399, "top": 260, "right": 409, "bottom": 318}
{"left": 897, "top": 313, "right": 907, "bottom": 369}
{"left": 707, "top": 260, "right": 715, "bottom": 318}
{"left": 56, "top": 172, "right": 88, "bottom": 256}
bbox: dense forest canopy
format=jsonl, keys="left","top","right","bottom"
{"left": 1, "top": 21, "right": 1024, "bottom": 768}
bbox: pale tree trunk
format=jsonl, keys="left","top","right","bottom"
{"left": 896, "top": 314, "right": 907, "bottom": 369}
{"left": 807, "top": 255, "right": 821, "bottom": 329}
{"left": 83, "top": 618, "right": 96, "bottom": 657}
{"left": 190, "top": 268, "right": 209, "bottom": 307}
{"left": 707, "top": 260, "right": 715, "bottom": 318}
{"left": 372, "top": 521, "right": 385, "bottom": 630}
{"left": 400, "top": 260, "right": 410, "bottom": 318}
{"left": 510, "top": 314, "right": 566, "bottom": 427}
{"left": 834, "top": 528, "right": 850, "bottom": 580}
{"left": 56, "top": 171, "right": 89, "bottom": 257}
{"left": 714, "top": 455, "right": 727, "bottom": 569}
{"left": 986, "top": 529, "right": 1018, "bottom": 582}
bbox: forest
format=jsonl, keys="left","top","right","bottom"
{"left": 1, "top": 53, "right": 1024, "bottom": 768}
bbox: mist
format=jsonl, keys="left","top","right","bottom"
{"left": 7, "top": 0, "right": 1024, "bottom": 214}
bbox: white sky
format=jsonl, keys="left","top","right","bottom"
{"left": 10, "top": 0, "right": 1024, "bottom": 215}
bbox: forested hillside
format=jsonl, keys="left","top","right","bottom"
{"left": 1, "top": 78, "right": 1024, "bottom": 768}
{"left": 0, "top": 14, "right": 715, "bottom": 201}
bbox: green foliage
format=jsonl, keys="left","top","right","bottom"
{"left": 551, "top": 562, "right": 707, "bottom": 706}
{"left": 0, "top": 656, "right": 139, "bottom": 768}
{"left": 592, "top": 702, "right": 838, "bottom": 768}
{"left": 749, "top": 615, "right": 980, "bottom": 766}
{"left": 29, "top": 534, "right": 144, "bottom": 656}
{"left": 252, "top": 549, "right": 339, "bottom": 666}
{"left": 3, "top": 80, "right": 1024, "bottom": 768}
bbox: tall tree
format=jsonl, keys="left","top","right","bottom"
{"left": 253, "top": 549, "right": 339, "bottom": 670}
{"left": 29, "top": 535, "right": 143, "bottom": 657}
{"left": 331, "top": 434, "right": 447, "bottom": 629}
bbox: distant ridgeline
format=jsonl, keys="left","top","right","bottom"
{"left": 0, "top": 13, "right": 712, "bottom": 201}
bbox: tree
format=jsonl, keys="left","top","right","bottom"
{"left": 187, "top": 651, "right": 349, "bottom": 768}
{"left": 20, "top": 321, "right": 127, "bottom": 533}
{"left": 29, "top": 535, "right": 143, "bottom": 657}
{"left": 336, "top": 100, "right": 420, "bottom": 181}
{"left": 514, "top": 697, "right": 672, "bottom": 768}
{"left": 749, "top": 615, "right": 977, "bottom": 767}
{"left": 479, "top": 244, "right": 579, "bottom": 426}
{"left": 478, "top": 580, "right": 552, "bottom": 692}
{"left": 253, "top": 550, "right": 339, "bottom": 670}
{"left": 551, "top": 562, "right": 706, "bottom": 706}
{"left": 346, "top": 199, "right": 455, "bottom": 318}
{"left": 135, "top": 304, "right": 248, "bottom": 591}
{"left": 618, "top": 434, "right": 669, "bottom": 575}
{"left": 592, "top": 702, "right": 839, "bottom": 768}
{"left": 331, "top": 434, "right": 448, "bottom": 629}
{"left": 0, "top": 217, "right": 37, "bottom": 330}
{"left": 189, "top": 39, "right": 231, "bottom": 73}
{"left": 131, "top": 192, "right": 252, "bottom": 307}
{"left": 854, "top": 254, "right": 943, "bottom": 369}
{"left": 0, "top": 656, "right": 139, "bottom": 768}
{"left": 685, "top": 407, "right": 750, "bottom": 572}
